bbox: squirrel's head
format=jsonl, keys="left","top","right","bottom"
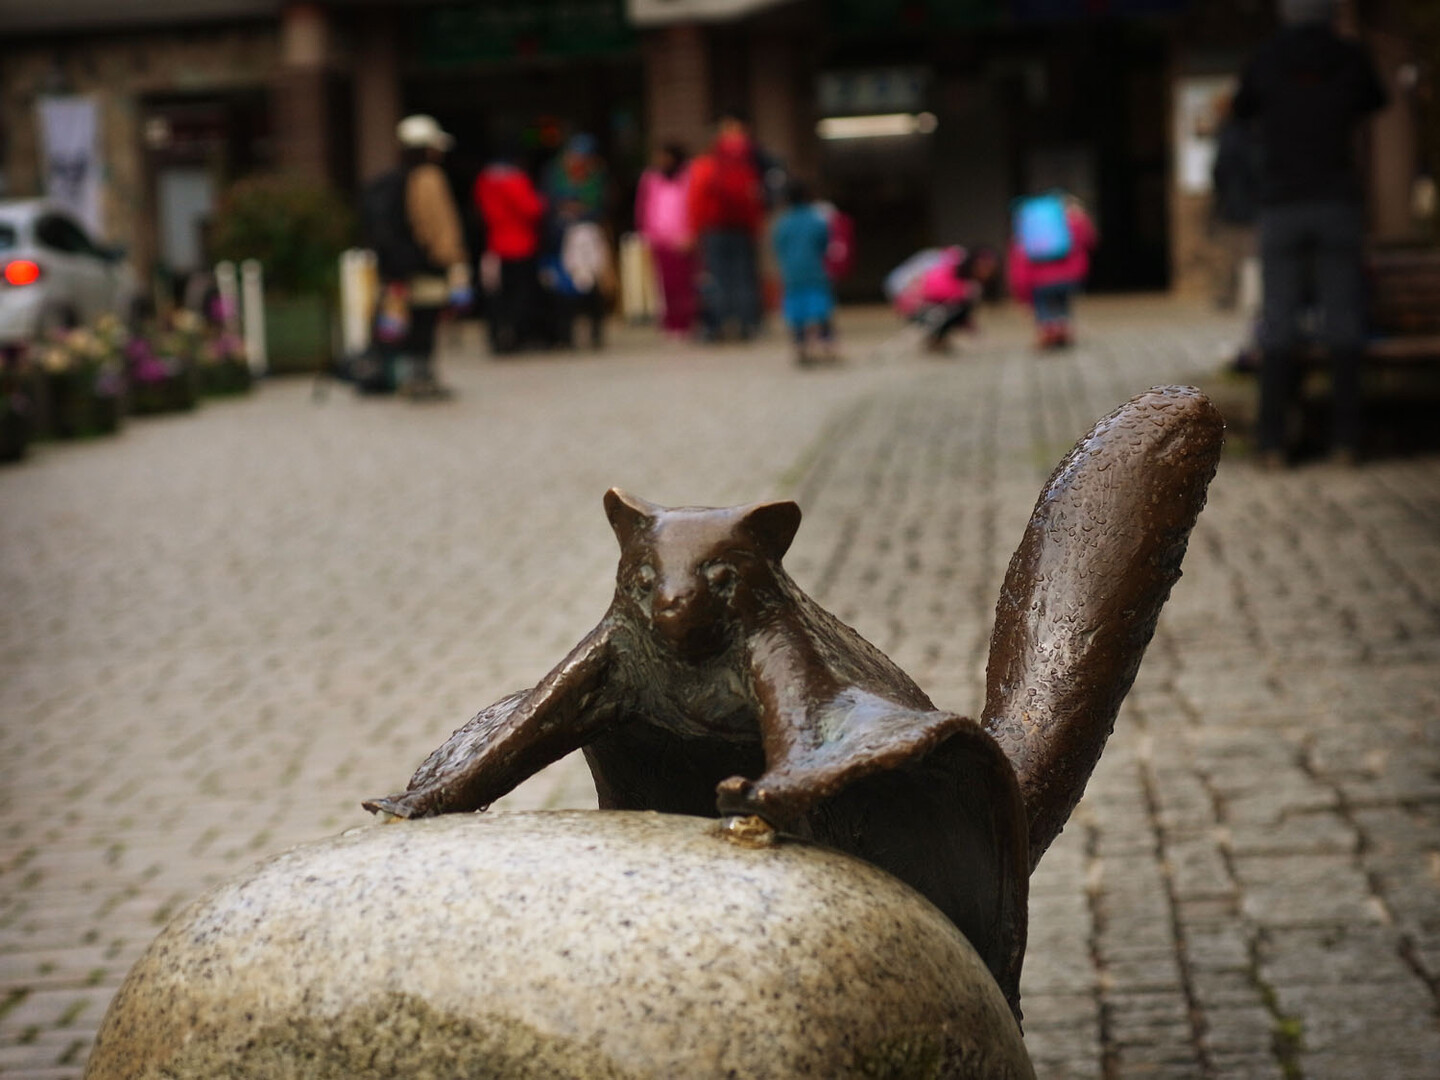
{"left": 604, "top": 488, "right": 801, "bottom": 662}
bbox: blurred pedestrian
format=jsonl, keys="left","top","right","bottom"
{"left": 635, "top": 143, "right": 697, "bottom": 338}
{"left": 360, "top": 114, "right": 471, "bottom": 399}
{"left": 543, "top": 134, "right": 608, "bottom": 225}
{"left": 1007, "top": 191, "right": 1098, "bottom": 349}
{"left": 538, "top": 135, "right": 609, "bottom": 347}
{"left": 1210, "top": 90, "right": 1263, "bottom": 311}
{"left": 893, "top": 246, "right": 1000, "bottom": 354}
{"left": 688, "top": 116, "right": 765, "bottom": 341}
{"left": 815, "top": 198, "right": 856, "bottom": 285}
{"left": 475, "top": 146, "right": 546, "bottom": 355}
{"left": 770, "top": 180, "right": 837, "bottom": 366}
{"left": 1231, "top": 0, "right": 1388, "bottom": 465}
{"left": 557, "top": 220, "right": 613, "bottom": 350}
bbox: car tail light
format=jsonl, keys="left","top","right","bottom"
{"left": 3, "top": 260, "right": 41, "bottom": 286}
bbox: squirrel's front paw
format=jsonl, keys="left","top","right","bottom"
{"left": 716, "top": 775, "right": 782, "bottom": 820}
{"left": 361, "top": 793, "right": 417, "bottom": 819}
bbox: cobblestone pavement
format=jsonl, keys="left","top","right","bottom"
{"left": 2, "top": 299, "right": 1437, "bottom": 1078}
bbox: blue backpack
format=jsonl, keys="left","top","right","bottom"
{"left": 1014, "top": 193, "right": 1073, "bottom": 262}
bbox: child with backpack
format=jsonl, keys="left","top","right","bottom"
{"left": 1007, "top": 191, "right": 1098, "bottom": 349}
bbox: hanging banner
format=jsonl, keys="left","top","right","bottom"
{"left": 36, "top": 96, "right": 103, "bottom": 234}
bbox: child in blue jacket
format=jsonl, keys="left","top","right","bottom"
{"left": 771, "top": 181, "right": 838, "bottom": 366}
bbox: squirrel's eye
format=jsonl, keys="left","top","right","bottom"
{"left": 633, "top": 565, "right": 656, "bottom": 592}
{"left": 703, "top": 562, "right": 735, "bottom": 590}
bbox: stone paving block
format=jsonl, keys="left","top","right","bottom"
{"left": 0, "top": 986, "right": 111, "bottom": 1042}
{"left": 0, "top": 948, "right": 112, "bottom": 993}
{"left": 1024, "top": 1055, "right": 1103, "bottom": 1080}
{"left": 1257, "top": 925, "right": 1420, "bottom": 986}
{"left": 1199, "top": 1005, "right": 1279, "bottom": 1058}
{"left": 1101, "top": 953, "right": 1186, "bottom": 994}
{"left": 1205, "top": 1053, "right": 1286, "bottom": 1080}
{"left": 1182, "top": 924, "right": 1252, "bottom": 974}
{"left": 1164, "top": 837, "right": 1235, "bottom": 901}
{"left": 1226, "top": 811, "right": 1358, "bottom": 857}
{"left": 1233, "top": 854, "right": 1385, "bottom": 927}
{"left": 1189, "top": 969, "right": 1268, "bottom": 1010}
{"left": 1301, "top": 1050, "right": 1440, "bottom": 1080}
{"left": 1022, "top": 951, "right": 1099, "bottom": 997}
{"left": 1108, "top": 1050, "right": 1205, "bottom": 1078}
{"left": 1097, "top": 920, "right": 1179, "bottom": 959}
{"left": 0, "top": 1043, "right": 72, "bottom": 1073}
{"left": 1270, "top": 980, "right": 1440, "bottom": 1055}
{"left": 1220, "top": 778, "right": 1340, "bottom": 825}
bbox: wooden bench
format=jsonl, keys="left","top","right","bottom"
{"left": 1362, "top": 246, "right": 1440, "bottom": 364}
{"left": 1279, "top": 246, "right": 1440, "bottom": 455}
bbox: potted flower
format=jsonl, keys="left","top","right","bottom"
{"left": 194, "top": 318, "right": 251, "bottom": 397}
{"left": 124, "top": 327, "right": 197, "bottom": 415}
{"left": 0, "top": 355, "right": 36, "bottom": 463}
{"left": 34, "top": 318, "right": 126, "bottom": 439}
{"left": 209, "top": 174, "right": 354, "bottom": 374}
{"left": 152, "top": 308, "right": 250, "bottom": 398}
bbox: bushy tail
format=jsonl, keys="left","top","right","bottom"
{"left": 982, "top": 386, "right": 1224, "bottom": 871}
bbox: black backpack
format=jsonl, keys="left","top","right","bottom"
{"left": 361, "top": 167, "right": 432, "bottom": 280}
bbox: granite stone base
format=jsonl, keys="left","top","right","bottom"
{"left": 86, "top": 811, "right": 1034, "bottom": 1080}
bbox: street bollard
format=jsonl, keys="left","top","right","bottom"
{"left": 240, "top": 259, "right": 267, "bottom": 376}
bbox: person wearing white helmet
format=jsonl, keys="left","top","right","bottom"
{"left": 361, "top": 114, "right": 471, "bottom": 399}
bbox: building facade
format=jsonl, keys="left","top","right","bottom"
{"left": 0, "top": 0, "right": 1429, "bottom": 299}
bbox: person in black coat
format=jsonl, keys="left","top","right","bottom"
{"left": 1231, "top": 0, "right": 1387, "bottom": 464}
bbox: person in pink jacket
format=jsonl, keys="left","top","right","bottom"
{"left": 634, "top": 144, "right": 697, "bottom": 337}
{"left": 1007, "top": 194, "right": 1098, "bottom": 349}
{"left": 895, "top": 246, "right": 1000, "bottom": 353}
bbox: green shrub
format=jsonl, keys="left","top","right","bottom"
{"left": 210, "top": 175, "right": 355, "bottom": 295}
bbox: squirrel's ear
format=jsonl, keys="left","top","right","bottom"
{"left": 742, "top": 500, "right": 802, "bottom": 561}
{"left": 604, "top": 488, "right": 659, "bottom": 547}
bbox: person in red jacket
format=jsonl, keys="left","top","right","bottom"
{"left": 475, "top": 150, "right": 546, "bottom": 355}
{"left": 687, "top": 117, "right": 765, "bottom": 341}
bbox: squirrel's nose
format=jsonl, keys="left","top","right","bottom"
{"left": 653, "top": 587, "right": 694, "bottom": 617}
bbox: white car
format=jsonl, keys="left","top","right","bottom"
{"left": 0, "top": 200, "right": 141, "bottom": 352}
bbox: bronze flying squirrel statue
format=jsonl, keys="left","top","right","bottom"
{"left": 364, "top": 385, "right": 1224, "bottom": 1020}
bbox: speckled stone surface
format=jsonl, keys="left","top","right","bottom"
{"left": 85, "top": 811, "right": 1034, "bottom": 1079}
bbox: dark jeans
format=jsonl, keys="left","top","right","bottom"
{"left": 920, "top": 301, "right": 974, "bottom": 344}
{"left": 556, "top": 289, "right": 606, "bottom": 349}
{"left": 489, "top": 257, "right": 538, "bottom": 355}
{"left": 368, "top": 285, "right": 440, "bottom": 391}
{"left": 407, "top": 305, "right": 441, "bottom": 380}
{"left": 1257, "top": 201, "right": 1365, "bottom": 453}
{"left": 1032, "top": 285, "right": 1074, "bottom": 327}
{"left": 699, "top": 230, "right": 760, "bottom": 339}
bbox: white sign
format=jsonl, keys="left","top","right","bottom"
{"left": 818, "top": 68, "right": 928, "bottom": 116}
{"left": 1174, "top": 76, "right": 1237, "bottom": 196}
{"left": 36, "top": 96, "right": 103, "bottom": 234}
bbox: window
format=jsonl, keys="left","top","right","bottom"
{"left": 36, "top": 214, "right": 99, "bottom": 256}
{"left": 0, "top": 223, "right": 15, "bottom": 251}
